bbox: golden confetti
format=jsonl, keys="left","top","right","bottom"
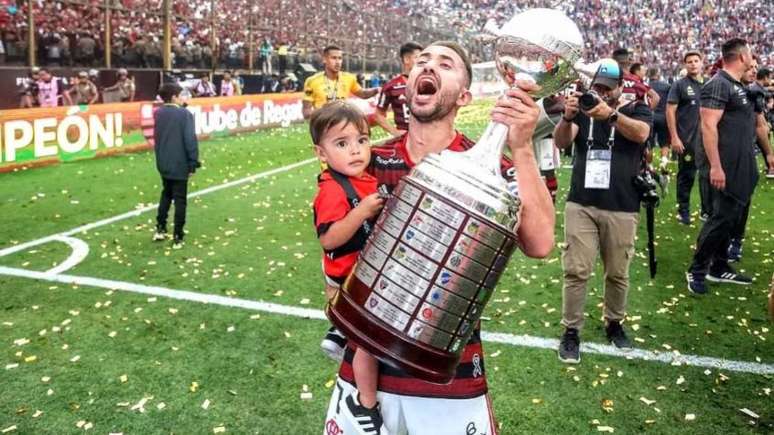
{"left": 41, "top": 376, "right": 50, "bottom": 383}
{"left": 596, "top": 426, "right": 614, "bottom": 433}
{"left": 325, "top": 380, "right": 335, "bottom": 389}
{"left": 227, "top": 326, "right": 235, "bottom": 332}
{"left": 190, "top": 382, "right": 199, "bottom": 392}
{"left": 108, "top": 331, "right": 117, "bottom": 338}
{"left": 119, "top": 375, "right": 128, "bottom": 383}
{"left": 70, "top": 355, "right": 81, "bottom": 363}
{"left": 1, "top": 425, "right": 17, "bottom": 433}
{"left": 24, "top": 355, "right": 37, "bottom": 363}
{"left": 213, "top": 427, "right": 226, "bottom": 434}
{"left": 639, "top": 397, "right": 656, "bottom": 406}
{"left": 157, "top": 403, "right": 166, "bottom": 410}
{"left": 685, "top": 414, "right": 696, "bottom": 421}
{"left": 32, "top": 410, "right": 43, "bottom": 418}
{"left": 601, "top": 399, "right": 614, "bottom": 412}
{"left": 202, "top": 399, "right": 211, "bottom": 410}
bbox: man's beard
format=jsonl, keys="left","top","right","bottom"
{"left": 408, "top": 91, "right": 455, "bottom": 123}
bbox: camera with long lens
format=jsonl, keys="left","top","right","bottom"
{"left": 579, "top": 90, "right": 601, "bottom": 111}
{"left": 633, "top": 169, "right": 660, "bottom": 207}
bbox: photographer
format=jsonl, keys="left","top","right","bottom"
{"left": 553, "top": 59, "right": 652, "bottom": 364}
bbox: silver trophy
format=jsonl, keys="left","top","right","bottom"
{"left": 327, "top": 8, "right": 584, "bottom": 384}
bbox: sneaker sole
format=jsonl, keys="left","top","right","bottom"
{"left": 557, "top": 353, "right": 580, "bottom": 364}
{"left": 608, "top": 340, "right": 633, "bottom": 351}
{"left": 706, "top": 275, "right": 751, "bottom": 285}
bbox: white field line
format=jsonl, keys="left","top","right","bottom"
{"left": 45, "top": 236, "right": 90, "bottom": 275}
{"left": 1, "top": 265, "right": 772, "bottom": 376}
{"left": 0, "top": 158, "right": 317, "bottom": 259}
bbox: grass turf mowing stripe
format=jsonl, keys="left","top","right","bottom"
{"left": 0, "top": 157, "right": 318, "bottom": 260}
{"left": 1, "top": 265, "right": 771, "bottom": 376}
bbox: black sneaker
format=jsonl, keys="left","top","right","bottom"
{"left": 686, "top": 272, "right": 707, "bottom": 295}
{"left": 605, "top": 320, "right": 632, "bottom": 350}
{"left": 699, "top": 212, "right": 710, "bottom": 222}
{"left": 342, "top": 392, "right": 390, "bottom": 435}
{"left": 320, "top": 326, "right": 347, "bottom": 362}
{"left": 707, "top": 266, "right": 752, "bottom": 285}
{"left": 677, "top": 209, "right": 691, "bottom": 225}
{"left": 558, "top": 328, "right": 580, "bottom": 364}
{"left": 727, "top": 238, "right": 743, "bottom": 263}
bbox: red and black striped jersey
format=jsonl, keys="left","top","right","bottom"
{"left": 376, "top": 75, "right": 411, "bottom": 131}
{"left": 337, "top": 132, "right": 515, "bottom": 398}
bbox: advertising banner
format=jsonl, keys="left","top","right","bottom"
{"left": 0, "top": 93, "right": 304, "bottom": 173}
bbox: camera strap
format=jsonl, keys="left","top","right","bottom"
{"left": 584, "top": 118, "right": 614, "bottom": 190}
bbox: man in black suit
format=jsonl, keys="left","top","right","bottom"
{"left": 153, "top": 83, "right": 200, "bottom": 248}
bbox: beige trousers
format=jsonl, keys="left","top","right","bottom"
{"left": 561, "top": 201, "right": 639, "bottom": 330}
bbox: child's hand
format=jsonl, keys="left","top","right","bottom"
{"left": 357, "top": 193, "right": 385, "bottom": 218}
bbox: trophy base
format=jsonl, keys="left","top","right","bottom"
{"left": 326, "top": 277, "right": 458, "bottom": 385}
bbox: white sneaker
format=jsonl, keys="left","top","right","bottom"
{"left": 152, "top": 231, "right": 167, "bottom": 241}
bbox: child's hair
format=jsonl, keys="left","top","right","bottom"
{"left": 158, "top": 82, "right": 183, "bottom": 103}
{"left": 309, "top": 101, "right": 370, "bottom": 145}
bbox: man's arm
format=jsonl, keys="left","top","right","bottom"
{"left": 755, "top": 112, "right": 774, "bottom": 168}
{"left": 373, "top": 108, "right": 400, "bottom": 136}
{"left": 647, "top": 89, "right": 660, "bottom": 110}
{"left": 354, "top": 88, "right": 379, "bottom": 99}
{"left": 665, "top": 103, "right": 684, "bottom": 153}
{"left": 585, "top": 102, "right": 650, "bottom": 144}
{"left": 183, "top": 111, "right": 200, "bottom": 174}
{"left": 700, "top": 107, "right": 724, "bottom": 190}
{"left": 492, "top": 85, "right": 555, "bottom": 258}
{"left": 553, "top": 92, "right": 580, "bottom": 149}
{"left": 302, "top": 100, "right": 314, "bottom": 119}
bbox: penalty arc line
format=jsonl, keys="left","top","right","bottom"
{"left": 0, "top": 157, "right": 318, "bottom": 259}
{"left": 0, "top": 265, "right": 772, "bottom": 376}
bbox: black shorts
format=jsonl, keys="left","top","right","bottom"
{"left": 652, "top": 116, "right": 669, "bottom": 148}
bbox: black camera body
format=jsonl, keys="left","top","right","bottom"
{"left": 633, "top": 170, "right": 660, "bottom": 207}
{"left": 579, "top": 90, "right": 601, "bottom": 111}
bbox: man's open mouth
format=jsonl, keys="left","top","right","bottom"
{"left": 417, "top": 76, "right": 438, "bottom": 95}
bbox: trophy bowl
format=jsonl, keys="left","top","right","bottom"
{"left": 495, "top": 8, "right": 584, "bottom": 98}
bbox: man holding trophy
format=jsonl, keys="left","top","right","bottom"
{"left": 323, "top": 9, "right": 582, "bottom": 434}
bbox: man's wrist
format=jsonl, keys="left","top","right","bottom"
{"left": 561, "top": 114, "right": 575, "bottom": 122}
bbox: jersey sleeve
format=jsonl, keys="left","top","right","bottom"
{"left": 349, "top": 74, "right": 363, "bottom": 96}
{"left": 303, "top": 77, "right": 315, "bottom": 103}
{"left": 313, "top": 181, "right": 349, "bottom": 237}
{"left": 700, "top": 78, "right": 728, "bottom": 110}
{"left": 376, "top": 82, "right": 391, "bottom": 110}
{"left": 666, "top": 81, "right": 681, "bottom": 105}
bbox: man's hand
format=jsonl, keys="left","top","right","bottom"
{"left": 563, "top": 92, "right": 581, "bottom": 120}
{"left": 491, "top": 82, "right": 540, "bottom": 153}
{"left": 671, "top": 136, "right": 685, "bottom": 154}
{"left": 767, "top": 154, "right": 774, "bottom": 172}
{"left": 356, "top": 193, "right": 385, "bottom": 218}
{"left": 583, "top": 100, "right": 614, "bottom": 121}
{"left": 710, "top": 165, "right": 726, "bottom": 191}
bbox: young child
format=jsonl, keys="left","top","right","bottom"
{"left": 311, "top": 101, "right": 388, "bottom": 434}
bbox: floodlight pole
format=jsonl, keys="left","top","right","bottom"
{"left": 27, "top": 0, "right": 35, "bottom": 67}
{"left": 162, "top": 0, "right": 172, "bottom": 70}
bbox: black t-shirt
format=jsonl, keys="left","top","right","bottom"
{"left": 567, "top": 101, "right": 653, "bottom": 213}
{"left": 701, "top": 70, "right": 758, "bottom": 202}
{"left": 667, "top": 76, "right": 703, "bottom": 154}
{"left": 650, "top": 79, "right": 671, "bottom": 116}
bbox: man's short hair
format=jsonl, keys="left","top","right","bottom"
{"left": 612, "top": 48, "right": 631, "bottom": 66}
{"left": 427, "top": 40, "right": 472, "bottom": 88}
{"left": 323, "top": 45, "right": 342, "bottom": 56}
{"left": 721, "top": 38, "right": 749, "bottom": 63}
{"left": 158, "top": 82, "right": 182, "bottom": 103}
{"left": 399, "top": 42, "right": 423, "bottom": 60}
{"left": 629, "top": 63, "right": 644, "bottom": 75}
{"left": 309, "top": 100, "right": 370, "bottom": 146}
{"left": 683, "top": 50, "right": 702, "bottom": 63}
{"left": 757, "top": 67, "right": 771, "bottom": 80}
{"left": 646, "top": 67, "right": 659, "bottom": 78}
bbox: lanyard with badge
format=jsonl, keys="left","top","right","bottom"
{"left": 325, "top": 76, "right": 339, "bottom": 102}
{"left": 584, "top": 118, "right": 615, "bottom": 190}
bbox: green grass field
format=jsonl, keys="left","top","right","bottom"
{"left": 1, "top": 100, "right": 772, "bottom": 434}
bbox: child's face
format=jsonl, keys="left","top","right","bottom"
{"left": 315, "top": 121, "right": 371, "bottom": 177}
